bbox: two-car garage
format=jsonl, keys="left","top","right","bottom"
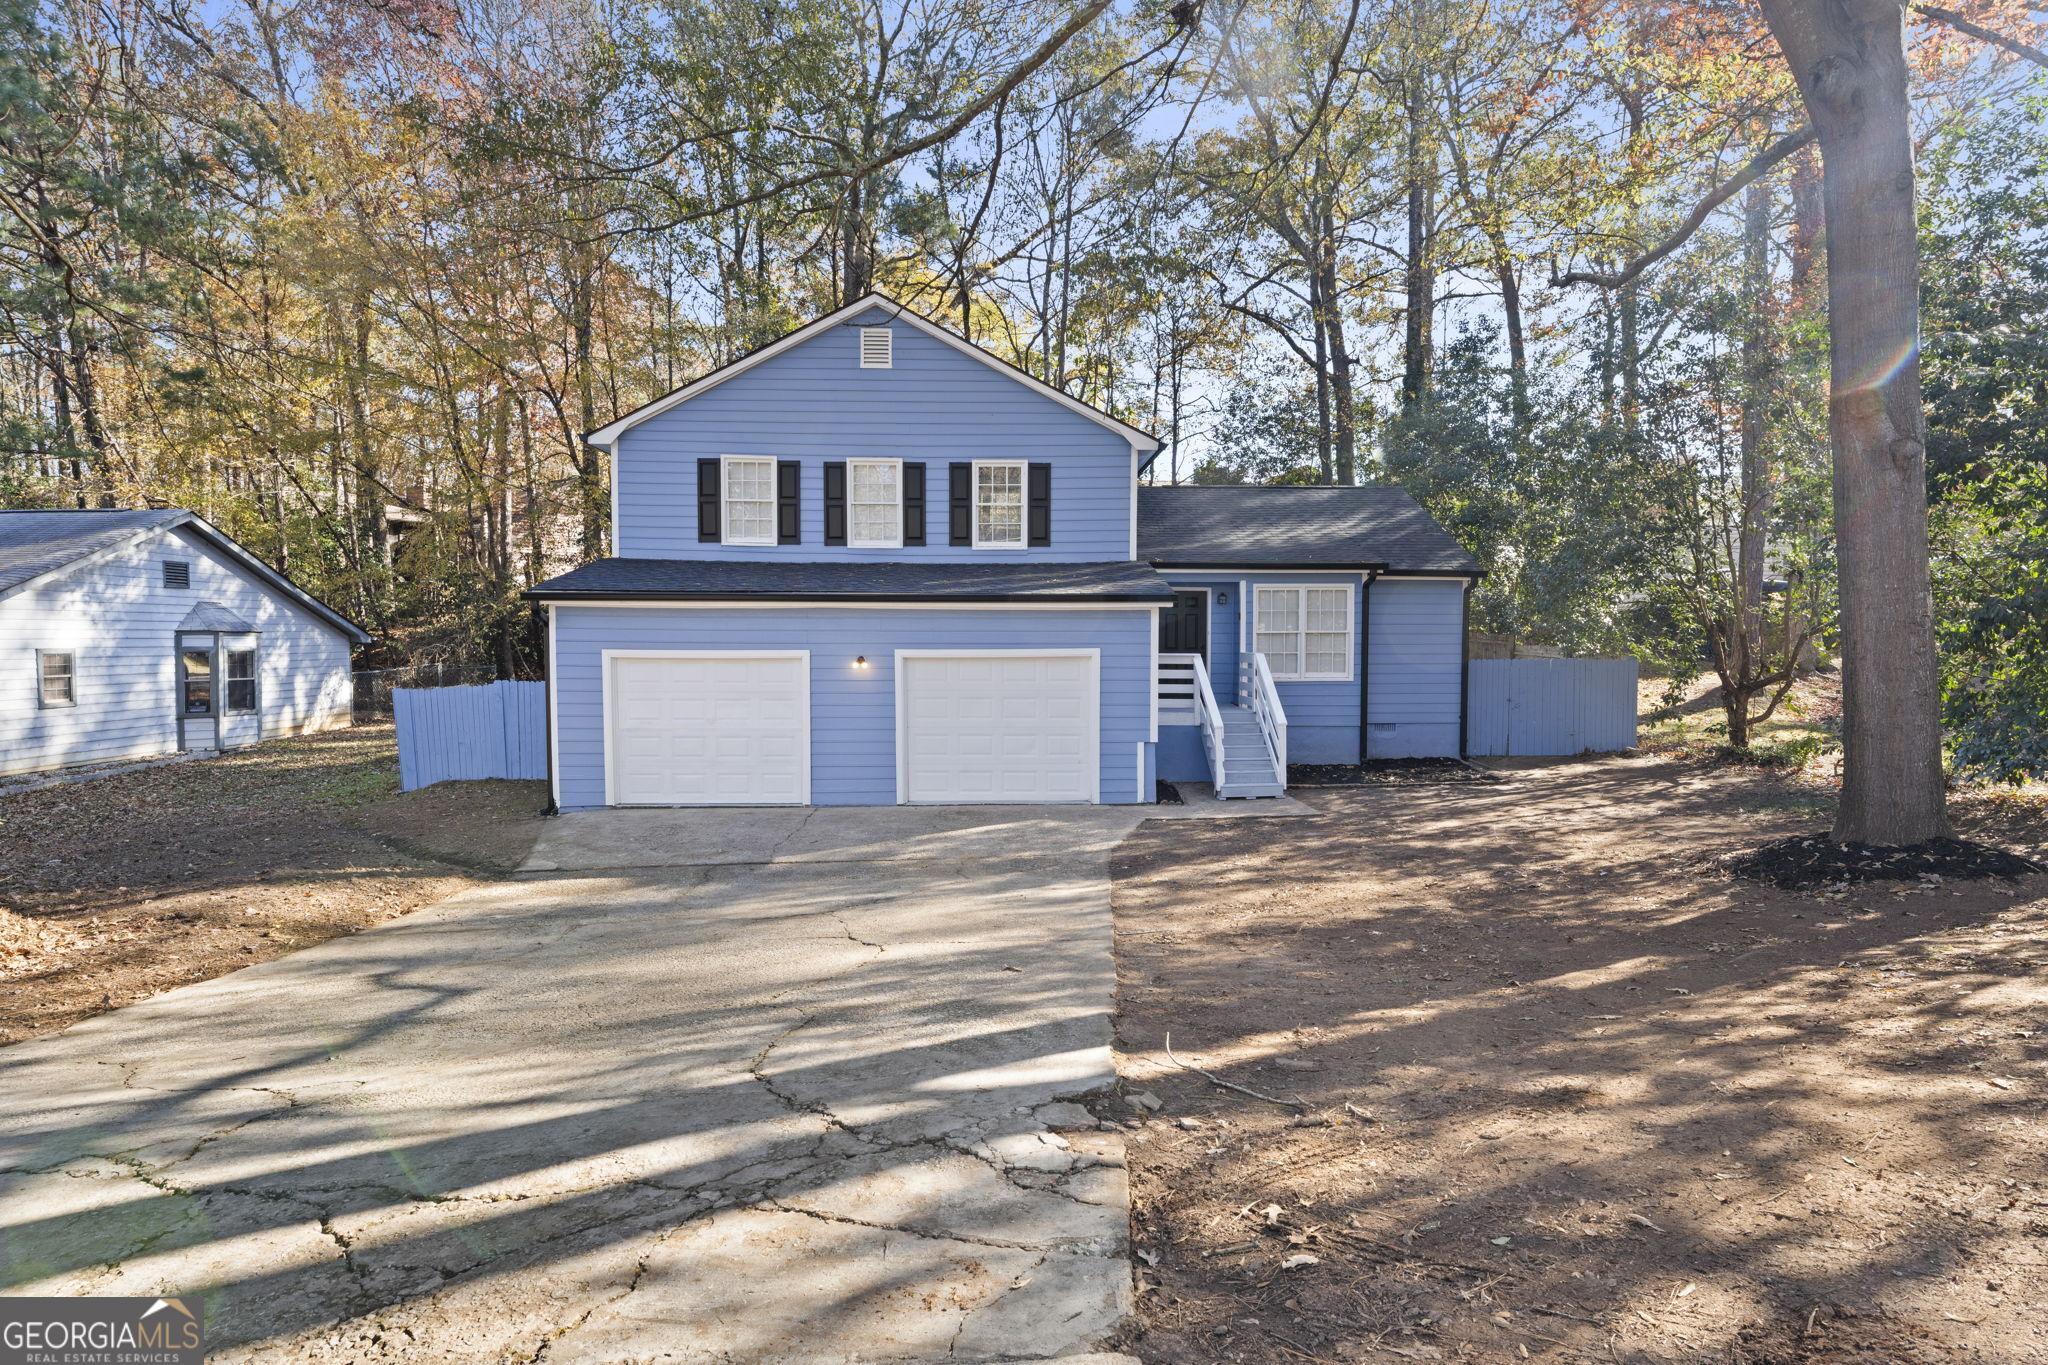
{"left": 602, "top": 649, "right": 1102, "bottom": 806}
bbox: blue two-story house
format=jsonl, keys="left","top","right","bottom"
{"left": 527, "top": 295, "right": 1480, "bottom": 810}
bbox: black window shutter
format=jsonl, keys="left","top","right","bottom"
{"left": 902, "top": 462, "right": 927, "bottom": 546}
{"left": 777, "top": 460, "right": 802, "bottom": 543}
{"left": 1027, "top": 462, "right": 1052, "bottom": 546}
{"left": 697, "top": 459, "right": 721, "bottom": 541}
{"left": 949, "top": 462, "right": 972, "bottom": 546}
{"left": 822, "top": 462, "right": 847, "bottom": 545}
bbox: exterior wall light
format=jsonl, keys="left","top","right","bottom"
{"left": 1216, "top": 592, "right": 1228, "bottom": 604}
{"left": 854, "top": 656, "right": 869, "bottom": 668}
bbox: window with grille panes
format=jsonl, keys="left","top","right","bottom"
{"left": 1253, "top": 585, "right": 1353, "bottom": 681}
{"left": 973, "top": 461, "right": 1026, "bottom": 548}
{"left": 848, "top": 460, "right": 901, "bottom": 548}
{"left": 721, "top": 456, "right": 777, "bottom": 545}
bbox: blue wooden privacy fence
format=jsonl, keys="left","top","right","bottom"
{"left": 393, "top": 681, "right": 547, "bottom": 791}
{"left": 1465, "top": 658, "right": 1638, "bottom": 757}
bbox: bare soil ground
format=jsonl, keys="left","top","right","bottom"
{"left": 0, "top": 725, "right": 547, "bottom": 1045}
{"left": 1110, "top": 755, "right": 2048, "bottom": 1363}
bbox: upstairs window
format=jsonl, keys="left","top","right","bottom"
{"left": 973, "top": 461, "right": 1026, "bottom": 548}
{"left": 721, "top": 456, "right": 777, "bottom": 546}
{"left": 162, "top": 560, "right": 191, "bottom": 589}
{"left": 1254, "top": 585, "right": 1353, "bottom": 681}
{"left": 859, "top": 326, "right": 893, "bottom": 368}
{"left": 37, "top": 650, "right": 75, "bottom": 707}
{"left": 847, "top": 460, "right": 902, "bottom": 548}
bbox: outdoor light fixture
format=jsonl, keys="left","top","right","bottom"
{"left": 1217, "top": 592, "right": 1228, "bottom": 604}
{"left": 854, "top": 656, "right": 869, "bottom": 669}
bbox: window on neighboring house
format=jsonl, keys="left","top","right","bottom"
{"left": 163, "top": 560, "right": 191, "bottom": 589}
{"left": 848, "top": 460, "right": 902, "bottom": 548}
{"left": 973, "top": 461, "right": 1026, "bottom": 548}
{"left": 1254, "top": 585, "right": 1353, "bottom": 681}
{"left": 721, "top": 456, "right": 777, "bottom": 546}
{"left": 181, "top": 648, "right": 213, "bottom": 715}
{"left": 225, "top": 647, "right": 258, "bottom": 712}
{"left": 37, "top": 650, "right": 75, "bottom": 707}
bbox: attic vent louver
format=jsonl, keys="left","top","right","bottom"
{"left": 163, "top": 559, "right": 192, "bottom": 589}
{"left": 859, "top": 326, "right": 893, "bottom": 369}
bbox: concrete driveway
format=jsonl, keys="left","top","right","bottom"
{"left": 0, "top": 804, "right": 1236, "bottom": 1363}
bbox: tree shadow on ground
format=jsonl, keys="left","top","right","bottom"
{"left": 1111, "top": 755, "right": 2048, "bottom": 1363}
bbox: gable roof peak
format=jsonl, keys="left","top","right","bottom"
{"left": 585, "top": 295, "right": 1159, "bottom": 451}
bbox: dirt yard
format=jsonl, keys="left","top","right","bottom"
{"left": 0, "top": 726, "right": 547, "bottom": 1045}
{"left": 1110, "top": 756, "right": 2048, "bottom": 1363}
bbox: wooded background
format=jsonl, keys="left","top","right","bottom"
{"left": 3, "top": 0, "right": 2044, "bottom": 780}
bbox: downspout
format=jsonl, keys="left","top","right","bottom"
{"left": 1358, "top": 569, "right": 1379, "bottom": 762}
{"left": 1457, "top": 579, "right": 1472, "bottom": 758}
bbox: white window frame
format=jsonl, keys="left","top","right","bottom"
{"left": 720, "top": 455, "right": 778, "bottom": 547}
{"left": 1253, "top": 583, "right": 1356, "bottom": 682}
{"left": 37, "top": 649, "right": 76, "bottom": 708}
{"left": 846, "top": 457, "right": 904, "bottom": 549}
{"left": 971, "top": 459, "right": 1029, "bottom": 550}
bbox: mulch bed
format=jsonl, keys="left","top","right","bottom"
{"left": 1287, "top": 758, "right": 1499, "bottom": 786}
{"left": 1722, "top": 832, "right": 2045, "bottom": 888}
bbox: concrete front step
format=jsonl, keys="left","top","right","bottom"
{"left": 1217, "top": 781, "right": 1288, "bottom": 799}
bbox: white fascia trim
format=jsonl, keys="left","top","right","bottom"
{"left": 540, "top": 599, "right": 1160, "bottom": 611}
{"left": 1128, "top": 442, "right": 1140, "bottom": 559}
{"left": 599, "top": 648, "right": 813, "bottom": 808}
{"left": 893, "top": 647, "right": 1103, "bottom": 806}
{"left": 608, "top": 447, "right": 623, "bottom": 555}
{"left": 846, "top": 457, "right": 905, "bottom": 550}
{"left": 587, "top": 293, "right": 1160, "bottom": 451}
{"left": 1250, "top": 581, "right": 1358, "bottom": 683}
{"left": 546, "top": 605, "right": 560, "bottom": 809}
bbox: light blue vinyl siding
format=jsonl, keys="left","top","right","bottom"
{"left": 1367, "top": 578, "right": 1467, "bottom": 758}
{"left": 550, "top": 604, "right": 1156, "bottom": 808}
{"left": 614, "top": 308, "right": 1136, "bottom": 561}
{"left": 1155, "top": 724, "right": 1208, "bottom": 783}
{"left": 1164, "top": 571, "right": 1365, "bottom": 764}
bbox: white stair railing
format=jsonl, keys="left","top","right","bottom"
{"left": 1190, "top": 655, "right": 1227, "bottom": 786}
{"left": 1156, "top": 652, "right": 1200, "bottom": 725}
{"left": 1246, "top": 651, "right": 1289, "bottom": 776}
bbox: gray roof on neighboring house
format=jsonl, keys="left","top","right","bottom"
{"left": 0, "top": 508, "right": 371, "bottom": 641}
{"left": 527, "top": 558, "right": 1177, "bottom": 602}
{"left": 178, "top": 601, "right": 257, "bottom": 633}
{"left": 1137, "top": 485, "right": 1483, "bottom": 575}
{"left": 0, "top": 509, "right": 185, "bottom": 596}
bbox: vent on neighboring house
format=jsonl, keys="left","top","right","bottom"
{"left": 162, "top": 560, "right": 192, "bottom": 589}
{"left": 859, "top": 326, "right": 893, "bottom": 369}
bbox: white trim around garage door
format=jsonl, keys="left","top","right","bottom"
{"left": 894, "top": 648, "right": 1102, "bottom": 806}
{"left": 600, "top": 649, "right": 811, "bottom": 807}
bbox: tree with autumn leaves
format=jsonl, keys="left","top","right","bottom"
{"left": 2, "top": 0, "right": 2046, "bottom": 842}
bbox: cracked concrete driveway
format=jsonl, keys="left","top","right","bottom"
{"left": 0, "top": 804, "right": 1207, "bottom": 1363}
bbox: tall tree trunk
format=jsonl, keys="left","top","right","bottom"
{"left": 1495, "top": 249, "right": 1529, "bottom": 430}
{"left": 1724, "top": 171, "right": 1775, "bottom": 745}
{"left": 1400, "top": 160, "right": 1433, "bottom": 418}
{"left": 1759, "top": 0, "right": 1951, "bottom": 844}
{"left": 1320, "top": 244, "right": 1358, "bottom": 484}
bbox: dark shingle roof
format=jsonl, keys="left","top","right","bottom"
{"left": 0, "top": 509, "right": 184, "bottom": 596}
{"left": 528, "top": 558, "right": 1176, "bottom": 602}
{"left": 178, "top": 601, "right": 257, "bottom": 632}
{"left": 1137, "top": 485, "right": 1482, "bottom": 575}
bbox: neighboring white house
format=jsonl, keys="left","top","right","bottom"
{"left": 1, "top": 509, "right": 371, "bottom": 778}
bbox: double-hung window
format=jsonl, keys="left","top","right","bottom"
{"left": 1254, "top": 585, "right": 1354, "bottom": 681}
{"left": 225, "top": 645, "right": 258, "bottom": 712}
{"left": 848, "top": 459, "right": 902, "bottom": 548}
{"left": 973, "top": 461, "right": 1026, "bottom": 548}
{"left": 37, "top": 650, "right": 76, "bottom": 707}
{"left": 721, "top": 456, "right": 777, "bottom": 546}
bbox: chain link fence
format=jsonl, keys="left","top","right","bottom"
{"left": 352, "top": 663, "right": 503, "bottom": 721}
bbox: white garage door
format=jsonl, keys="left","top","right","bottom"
{"left": 900, "top": 653, "right": 1097, "bottom": 804}
{"left": 607, "top": 653, "right": 808, "bottom": 805}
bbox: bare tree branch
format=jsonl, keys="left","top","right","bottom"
{"left": 1914, "top": 3, "right": 2048, "bottom": 66}
{"left": 1554, "top": 124, "right": 1818, "bottom": 290}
